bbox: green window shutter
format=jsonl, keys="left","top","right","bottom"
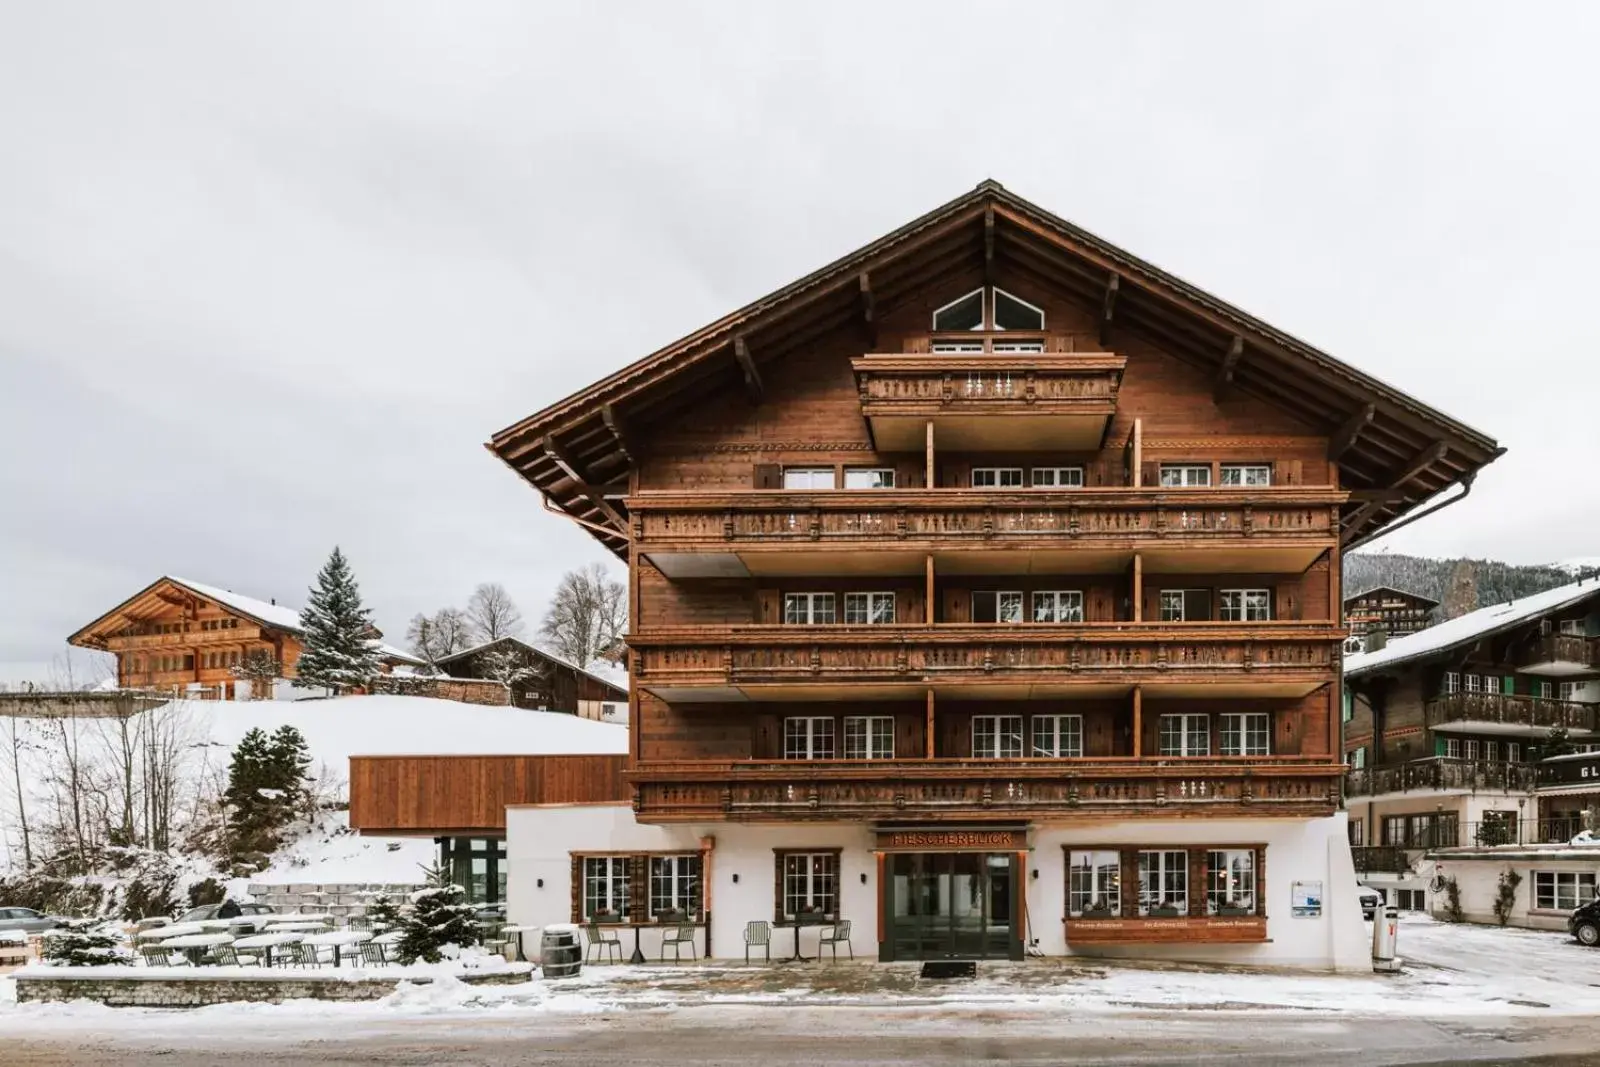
{"left": 1341, "top": 690, "right": 1354, "bottom": 723}
{"left": 1503, "top": 676, "right": 1516, "bottom": 696}
{"left": 1435, "top": 735, "right": 1447, "bottom": 756}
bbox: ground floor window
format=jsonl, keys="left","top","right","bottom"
{"left": 571, "top": 851, "right": 708, "bottom": 924}
{"left": 1065, "top": 845, "right": 1266, "bottom": 921}
{"left": 777, "top": 851, "right": 839, "bottom": 920}
{"left": 1534, "top": 870, "right": 1597, "bottom": 911}
{"left": 1068, "top": 850, "right": 1121, "bottom": 917}
{"left": 1206, "top": 849, "right": 1256, "bottom": 914}
{"left": 438, "top": 836, "right": 506, "bottom": 905}
{"left": 648, "top": 854, "right": 703, "bottom": 920}
{"left": 581, "top": 856, "right": 631, "bottom": 922}
{"left": 1395, "top": 889, "right": 1426, "bottom": 911}
{"left": 1138, "top": 850, "right": 1189, "bottom": 916}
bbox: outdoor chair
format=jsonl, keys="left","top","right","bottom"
{"left": 347, "top": 917, "right": 374, "bottom": 932}
{"left": 210, "top": 944, "right": 260, "bottom": 967}
{"left": 660, "top": 924, "right": 697, "bottom": 963}
{"left": 817, "top": 919, "right": 853, "bottom": 960}
{"left": 287, "top": 941, "right": 325, "bottom": 969}
{"left": 742, "top": 920, "right": 771, "bottom": 963}
{"left": 584, "top": 922, "right": 623, "bottom": 964}
{"left": 139, "top": 944, "right": 186, "bottom": 967}
{"left": 358, "top": 942, "right": 391, "bottom": 967}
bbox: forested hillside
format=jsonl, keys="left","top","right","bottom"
{"left": 1343, "top": 554, "right": 1599, "bottom": 621}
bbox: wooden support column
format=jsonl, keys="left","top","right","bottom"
{"left": 699, "top": 836, "right": 715, "bottom": 958}
{"left": 925, "top": 420, "right": 935, "bottom": 488}
{"left": 1014, "top": 850, "right": 1029, "bottom": 959}
{"left": 875, "top": 851, "right": 887, "bottom": 947}
{"left": 1132, "top": 686, "right": 1143, "bottom": 759}
{"left": 925, "top": 554, "right": 935, "bottom": 625}
{"left": 1132, "top": 553, "right": 1143, "bottom": 623}
{"left": 925, "top": 689, "right": 936, "bottom": 759}
{"left": 1329, "top": 546, "right": 1343, "bottom": 764}
{"left": 1131, "top": 418, "right": 1142, "bottom": 487}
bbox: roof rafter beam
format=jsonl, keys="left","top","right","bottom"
{"left": 541, "top": 436, "right": 626, "bottom": 532}
{"left": 732, "top": 336, "right": 763, "bottom": 404}
{"left": 1394, "top": 441, "right": 1450, "bottom": 486}
{"left": 1215, "top": 335, "right": 1244, "bottom": 401}
{"left": 1099, "top": 272, "right": 1120, "bottom": 347}
{"left": 858, "top": 272, "right": 877, "bottom": 347}
{"left": 1342, "top": 499, "right": 1388, "bottom": 543}
{"left": 983, "top": 206, "right": 995, "bottom": 285}
{"left": 1330, "top": 403, "right": 1377, "bottom": 460}
{"left": 599, "top": 403, "right": 636, "bottom": 466}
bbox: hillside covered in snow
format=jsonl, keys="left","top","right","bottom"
{"left": 1344, "top": 553, "right": 1600, "bottom": 621}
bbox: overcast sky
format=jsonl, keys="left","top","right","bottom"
{"left": 3, "top": 2, "right": 1598, "bottom": 685}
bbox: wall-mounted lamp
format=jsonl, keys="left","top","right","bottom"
{"left": 1031, "top": 869, "right": 1039, "bottom": 881}
{"left": 536, "top": 878, "right": 544, "bottom": 889}
{"left": 732, "top": 873, "right": 740, "bottom": 884}
{"left": 860, "top": 872, "right": 868, "bottom": 884}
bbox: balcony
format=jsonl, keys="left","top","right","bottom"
{"left": 1426, "top": 692, "right": 1596, "bottom": 736}
{"left": 628, "top": 757, "right": 1341, "bottom": 823}
{"left": 628, "top": 488, "right": 1343, "bottom": 578}
{"left": 1344, "top": 757, "right": 1539, "bottom": 799}
{"left": 105, "top": 626, "right": 264, "bottom": 651}
{"left": 629, "top": 622, "right": 1342, "bottom": 701}
{"left": 1350, "top": 845, "right": 1411, "bottom": 874}
{"left": 1517, "top": 634, "right": 1598, "bottom": 677}
{"left": 850, "top": 351, "right": 1126, "bottom": 450}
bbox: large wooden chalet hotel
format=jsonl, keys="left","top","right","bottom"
{"left": 354, "top": 182, "right": 1502, "bottom": 968}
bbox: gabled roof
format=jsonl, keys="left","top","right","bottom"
{"left": 1343, "top": 585, "right": 1441, "bottom": 609}
{"left": 488, "top": 180, "right": 1502, "bottom": 556}
{"left": 68, "top": 576, "right": 425, "bottom": 666}
{"left": 435, "top": 636, "right": 629, "bottom": 696}
{"left": 1345, "top": 576, "right": 1600, "bottom": 677}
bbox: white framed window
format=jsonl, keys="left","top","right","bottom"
{"left": 1508, "top": 742, "right": 1522, "bottom": 763}
{"left": 843, "top": 468, "right": 896, "bottom": 489}
{"left": 582, "top": 856, "right": 630, "bottom": 921}
{"left": 1561, "top": 619, "right": 1586, "bottom": 636}
{"left": 1033, "top": 590, "right": 1084, "bottom": 624}
{"left": 1031, "top": 466, "right": 1085, "bottom": 488}
{"left": 1220, "top": 713, "right": 1270, "bottom": 756}
{"left": 844, "top": 716, "right": 894, "bottom": 759}
{"left": 972, "top": 715, "right": 1024, "bottom": 759}
{"left": 992, "top": 287, "right": 1045, "bottom": 331}
{"left": 1031, "top": 714, "right": 1083, "bottom": 757}
{"left": 784, "top": 717, "right": 835, "bottom": 760}
{"left": 783, "top": 592, "right": 835, "bottom": 625}
{"left": 971, "top": 467, "right": 1025, "bottom": 488}
{"left": 1485, "top": 741, "right": 1500, "bottom": 761}
{"left": 1069, "top": 850, "right": 1121, "bottom": 917}
{"left": 1444, "top": 672, "right": 1461, "bottom": 695}
{"left": 649, "top": 855, "right": 702, "bottom": 919}
{"left": 1160, "top": 589, "right": 1211, "bottom": 622}
{"left": 844, "top": 592, "right": 895, "bottom": 625}
{"left": 1463, "top": 739, "right": 1481, "bottom": 760}
{"left": 1539, "top": 681, "right": 1555, "bottom": 699}
{"left": 1159, "top": 464, "right": 1211, "bottom": 487}
{"left": 1219, "top": 589, "right": 1272, "bottom": 622}
{"left": 931, "top": 339, "right": 985, "bottom": 353}
{"left": 1220, "top": 464, "right": 1272, "bottom": 487}
{"left": 1534, "top": 871, "right": 1597, "bottom": 911}
{"left": 1138, "top": 850, "right": 1189, "bottom": 916}
{"left": 932, "top": 288, "right": 985, "bottom": 331}
{"left": 1159, "top": 714, "right": 1210, "bottom": 757}
{"left": 1482, "top": 675, "right": 1500, "bottom": 694}
{"left": 1347, "top": 747, "right": 1366, "bottom": 770}
{"left": 1206, "top": 849, "right": 1256, "bottom": 914}
{"left": 973, "top": 591, "right": 1024, "bottom": 624}
{"left": 1464, "top": 674, "right": 1482, "bottom": 694}
{"left": 1444, "top": 738, "right": 1461, "bottom": 758}
{"left": 1559, "top": 682, "right": 1582, "bottom": 702}
{"left": 781, "top": 852, "right": 838, "bottom": 920}
{"left": 782, "top": 467, "right": 835, "bottom": 490}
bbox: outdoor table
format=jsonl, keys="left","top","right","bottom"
{"left": 262, "top": 920, "right": 332, "bottom": 932}
{"left": 499, "top": 924, "right": 540, "bottom": 962}
{"left": 301, "top": 929, "right": 371, "bottom": 969}
{"left": 199, "top": 916, "right": 265, "bottom": 931}
{"left": 138, "top": 921, "right": 207, "bottom": 940}
{"left": 232, "top": 931, "right": 304, "bottom": 968}
{"left": 776, "top": 918, "right": 829, "bottom": 963}
{"left": 157, "top": 932, "right": 235, "bottom": 966}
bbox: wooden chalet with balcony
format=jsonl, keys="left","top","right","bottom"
{"left": 373, "top": 180, "right": 1503, "bottom": 967}
{"left": 1344, "top": 585, "right": 1440, "bottom": 642}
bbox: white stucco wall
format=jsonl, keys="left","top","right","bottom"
{"left": 505, "top": 806, "right": 1369, "bottom": 970}
{"left": 1431, "top": 852, "right": 1600, "bottom": 931}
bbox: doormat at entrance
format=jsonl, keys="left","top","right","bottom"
{"left": 919, "top": 961, "right": 977, "bottom": 980}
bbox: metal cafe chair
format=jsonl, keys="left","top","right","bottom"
{"left": 660, "top": 924, "right": 697, "bottom": 963}
{"left": 817, "top": 919, "right": 853, "bottom": 960}
{"left": 584, "top": 922, "right": 623, "bottom": 964}
{"left": 742, "top": 920, "right": 771, "bottom": 963}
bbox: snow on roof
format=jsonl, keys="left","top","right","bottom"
{"left": 436, "top": 636, "right": 627, "bottom": 694}
{"left": 167, "top": 577, "right": 423, "bottom": 665}
{"left": 1344, "top": 584, "right": 1440, "bottom": 607}
{"left": 1346, "top": 576, "right": 1600, "bottom": 677}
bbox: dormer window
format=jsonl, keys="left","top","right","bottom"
{"left": 931, "top": 286, "right": 1044, "bottom": 332}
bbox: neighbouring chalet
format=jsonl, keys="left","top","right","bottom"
{"left": 67, "top": 576, "right": 424, "bottom": 699}
{"left": 1345, "top": 576, "right": 1600, "bottom": 919}
{"left": 434, "top": 637, "right": 628, "bottom": 719}
{"left": 351, "top": 181, "right": 1502, "bottom": 968}
{"left": 1344, "top": 585, "right": 1440, "bottom": 642}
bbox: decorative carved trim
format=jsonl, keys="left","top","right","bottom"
{"left": 655, "top": 440, "right": 875, "bottom": 454}
{"left": 1139, "top": 436, "right": 1326, "bottom": 450}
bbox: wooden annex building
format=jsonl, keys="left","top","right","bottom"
{"left": 352, "top": 181, "right": 1502, "bottom": 968}
{"left": 434, "top": 637, "right": 628, "bottom": 718}
{"left": 68, "top": 576, "right": 423, "bottom": 699}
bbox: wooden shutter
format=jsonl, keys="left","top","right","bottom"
{"left": 1141, "top": 461, "right": 1159, "bottom": 487}
{"left": 757, "top": 589, "right": 780, "bottom": 624}
{"left": 897, "top": 460, "right": 924, "bottom": 489}
{"left": 944, "top": 461, "right": 971, "bottom": 489}
{"left": 1187, "top": 589, "right": 1213, "bottom": 621}
{"left": 754, "top": 464, "right": 782, "bottom": 489}
{"left": 1275, "top": 585, "right": 1297, "bottom": 622}
{"left": 902, "top": 587, "right": 923, "bottom": 625}
{"left": 944, "top": 588, "right": 969, "bottom": 623}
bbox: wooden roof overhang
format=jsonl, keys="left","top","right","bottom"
{"left": 65, "top": 577, "right": 274, "bottom": 650}
{"left": 488, "top": 181, "right": 1502, "bottom": 557}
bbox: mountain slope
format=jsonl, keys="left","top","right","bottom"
{"left": 1343, "top": 554, "right": 1600, "bottom": 620}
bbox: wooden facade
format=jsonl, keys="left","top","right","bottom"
{"left": 67, "top": 576, "right": 420, "bottom": 699}
{"left": 348, "top": 754, "right": 630, "bottom": 834}
{"left": 486, "top": 182, "right": 1501, "bottom": 952}
{"left": 1344, "top": 585, "right": 1439, "bottom": 640}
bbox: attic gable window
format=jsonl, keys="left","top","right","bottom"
{"left": 931, "top": 286, "right": 1044, "bottom": 332}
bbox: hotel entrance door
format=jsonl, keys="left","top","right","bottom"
{"left": 885, "top": 852, "right": 1019, "bottom": 960}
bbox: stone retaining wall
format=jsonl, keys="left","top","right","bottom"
{"left": 370, "top": 676, "right": 508, "bottom": 706}
{"left": 16, "top": 969, "right": 530, "bottom": 1007}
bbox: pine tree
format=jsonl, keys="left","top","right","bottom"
{"left": 366, "top": 891, "right": 403, "bottom": 930}
{"left": 43, "top": 919, "right": 132, "bottom": 967}
{"left": 266, "top": 725, "right": 313, "bottom": 820}
{"left": 295, "top": 546, "right": 382, "bottom": 694}
{"left": 223, "top": 727, "right": 277, "bottom": 862}
{"left": 394, "top": 863, "right": 482, "bottom": 964}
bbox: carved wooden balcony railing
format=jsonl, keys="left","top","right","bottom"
{"left": 104, "top": 627, "right": 265, "bottom": 651}
{"left": 1426, "top": 692, "right": 1596, "bottom": 734}
{"left": 627, "top": 489, "right": 1343, "bottom": 553}
{"left": 627, "top": 757, "right": 1342, "bottom": 822}
{"left": 850, "top": 353, "right": 1125, "bottom": 417}
{"left": 1516, "top": 634, "right": 1598, "bottom": 675}
{"left": 629, "top": 622, "right": 1342, "bottom": 690}
{"left": 1344, "top": 757, "right": 1539, "bottom": 798}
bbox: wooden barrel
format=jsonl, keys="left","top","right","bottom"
{"left": 540, "top": 923, "right": 582, "bottom": 979}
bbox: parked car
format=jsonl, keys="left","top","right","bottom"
{"left": 1569, "top": 897, "right": 1600, "bottom": 947}
{"left": 0, "top": 907, "right": 68, "bottom": 935}
{"left": 174, "top": 902, "right": 279, "bottom": 934}
{"left": 1356, "top": 885, "right": 1384, "bottom": 921}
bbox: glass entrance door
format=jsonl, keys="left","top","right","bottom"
{"left": 887, "top": 852, "right": 1016, "bottom": 959}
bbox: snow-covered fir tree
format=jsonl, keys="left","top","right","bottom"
{"left": 394, "top": 864, "right": 482, "bottom": 964}
{"left": 366, "top": 891, "right": 404, "bottom": 930}
{"left": 43, "top": 919, "right": 132, "bottom": 967}
{"left": 295, "top": 546, "right": 382, "bottom": 693}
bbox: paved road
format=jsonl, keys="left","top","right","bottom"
{"left": 13, "top": 1006, "right": 1600, "bottom": 1066}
